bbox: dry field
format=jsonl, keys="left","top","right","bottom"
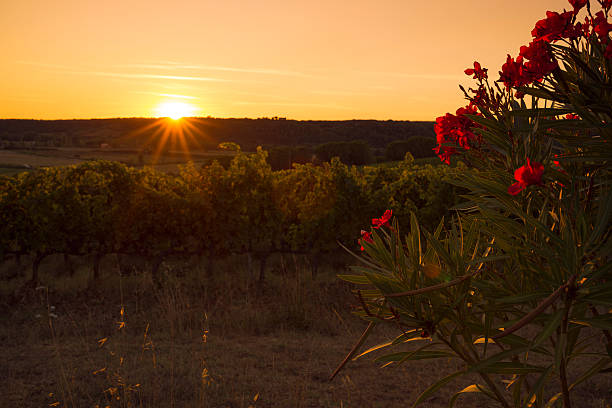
{"left": 1, "top": 256, "right": 610, "bottom": 408}
{"left": 0, "top": 148, "right": 234, "bottom": 175}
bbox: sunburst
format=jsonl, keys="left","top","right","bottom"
{"left": 125, "top": 116, "right": 211, "bottom": 165}
{"left": 154, "top": 101, "right": 197, "bottom": 120}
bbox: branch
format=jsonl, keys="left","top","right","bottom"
{"left": 493, "top": 275, "right": 576, "bottom": 340}
{"left": 329, "top": 322, "right": 375, "bottom": 381}
{"left": 385, "top": 271, "right": 476, "bottom": 298}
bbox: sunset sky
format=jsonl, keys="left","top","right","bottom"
{"left": 1, "top": 0, "right": 566, "bottom": 120}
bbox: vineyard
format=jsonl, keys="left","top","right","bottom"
{"left": 0, "top": 151, "right": 462, "bottom": 285}
{"left": 2, "top": 0, "right": 612, "bottom": 406}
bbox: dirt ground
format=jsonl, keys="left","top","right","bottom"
{"left": 0, "top": 257, "right": 611, "bottom": 408}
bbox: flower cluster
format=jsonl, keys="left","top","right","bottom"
{"left": 359, "top": 230, "right": 373, "bottom": 251}
{"left": 434, "top": 104, "right": 482, "bottom": 164}
{"left": 568, "top": 0, "right": 587, "bottom": 15}
{"left": 500, "top": 41, "right": 558, "bottom": 92}
{"left": 508, "top": 159, "right": 545, "bottom": 195}
{"left": 531, "top": 11, "right": 579, "bottom": 42}
{"left": 464, "top": 61, "right": 488, "bottom": 80}
{"left": 372, "top": 209, "right": 392, "bottom": 229}
{"left": 499, "top": 2, "right": 612, "bottom": 94}
{"left": 359, "top": 210, "right": 392, "bottom": 251}
{"left": 593, "top": 11, "right": 612, "bottom": 38}
{"left": 436, "top": 0, "right": 610, "bottom": 194}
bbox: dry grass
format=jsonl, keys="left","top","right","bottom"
{"left": 0, "top": 149, "right": 84, "bottom": 168}
{"left": 0, "top": 147, "right": 234, "bottom": 175}
{"left": 0, "top": 256, "right": 610, "bottom": 408}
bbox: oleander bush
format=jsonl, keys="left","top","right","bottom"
{"left": 342, "top": 1, "right": 612, "bottom": 407}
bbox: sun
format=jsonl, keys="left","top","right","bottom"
{"left": 154, "top": 101, "right": 198, "bottom": 120}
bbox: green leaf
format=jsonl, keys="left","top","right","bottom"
{"left": 477, "top": 362, "right": 545, "bottom": 375}
{"left": 496, "top": 292, "right": 552, "bottom": 305}
{"left": 354, "top": 341, "right": 392, "bottom": 360}
{"left": 468, "top": 347, "right": 529, "bottom": 374}
{"left": 525, "top": 365, "right": 554, "bottom": 408}
{"left": 569, "top": 358, "right": 610, "bottom": 391}
{"left": 411, "top": 370, "right": 466, "bottom": 408}
{"left": 391, "top": 329, "right": 420, "bottom": 345}
{"left": 511, "top": 107, "right": 571, "bottom": 117}
{"left": 375, "top": 350, "right": 453, "bottom": 364}
{"left": 516, "top": 85, "right": 557, "bottom": 100}
{"left": 337, "top": 274, "right": 370, "bottom": 284}
{"left": 587, "top": 186, "right": 612, "bottom": 249}
{"left": 572, "top": 314, "right": 612, "bottom": 330}
{"left": 449, "top": 384, "right": 494, "bottom": 407}
{"left": 531, "top": 309, "right": 564, "bottom": 349}
{"left": 424, "top": 231, "right": 454, "bottom": 271}
{"left": 544, "top": 392, "right": 562, "bottom": 408}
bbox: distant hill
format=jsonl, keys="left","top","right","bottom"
{"left": 0, "top": 117, "right": 435, "bottom": 151}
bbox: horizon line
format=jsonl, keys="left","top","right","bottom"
{"left": 0, "top": 116, "right": 435, "bottom": 122}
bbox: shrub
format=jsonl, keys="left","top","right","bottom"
{"left": 341, "top": 1, "right": 612, "bottom": 407}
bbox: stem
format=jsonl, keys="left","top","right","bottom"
{"left": 329, "top": 322, "right": 375, "bottom": 381}
{"left": 493, "top": 275, "right": 575, "bottom": 340}
{"left": 560, "top": 357, "right": 571, "bottom": 408}
{"left": 438, "top": 326, "right": 511, "bottom": 408}
{"left": 385, "top": 270, "right": 476, "bottom": 298}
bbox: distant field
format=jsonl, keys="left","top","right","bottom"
{"left": 0, "top": 147, "right": 235, "bottom": 175}
{"left": 0, "top": 147, "right": 442, "bottom": 176}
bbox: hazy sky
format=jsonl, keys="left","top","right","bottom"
{"left": 1, "top": 0, "right": 566, "bottom": 120}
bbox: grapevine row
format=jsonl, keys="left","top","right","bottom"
{"left": 0, "top": 149, "right": 463, "bottom": 283}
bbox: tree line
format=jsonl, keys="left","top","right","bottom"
{"left": 267, "top": 137, "right": 437, "bottom": 170}
{"left": 0, "top": 118, "right": 434, "bottom": 151}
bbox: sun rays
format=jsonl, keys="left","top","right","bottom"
{"left": 127, "top": 100, "right": 206, "bottom": 163}
{"left": 127, "top": 115, "right": 209, "bottom": 165}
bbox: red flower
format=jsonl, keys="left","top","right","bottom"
{"left": 433, "top": 141, "right": 457, "bottom": 165}
{"left": 565, "top": 113, "right": 580, "bottom": 120}
{"left": 553, "top": 154, "right": 567, "bottom": 173}
{"left": 592, "top": 12, "right": 612, "bottom": 38}
{"left": 605, "top": 41, "right": 612, "bottom": 59}
{"left": 499, "top": 42, "right": 558, "bottom": 91}
{"left": 372, "top": 210, "right": 392, "bottom": 229}
{"left": 568, "top": 0, "right": 587, "bottom": 15}
{"left": 508, "top": 159, "right": 545, "bottom": 195}
{"left": 499, "top": 54, "right": 529, "bottom": 90}
{"left": 531, "top": 11, "right": 575, "bottom": 43}
{"left": 578, "top": 17, "right": 591, "bottom": 37}
{"left": 465, "top": 61, "right": 488, "bottom": 80}
{"left": 433, "top": 105, "right": 482, "bottom": 163}
{"left": 359, "top": 230, "right": 373, "bottom": 251}
{"left": 469, "top": 85, "right": 488, "bottom": 107}
{"left": 519, "top": 41, "right": 559, "bottom": 81}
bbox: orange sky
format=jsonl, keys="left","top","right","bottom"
{"left": 1, "top": 0, "right": 566, "bottom": 120}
